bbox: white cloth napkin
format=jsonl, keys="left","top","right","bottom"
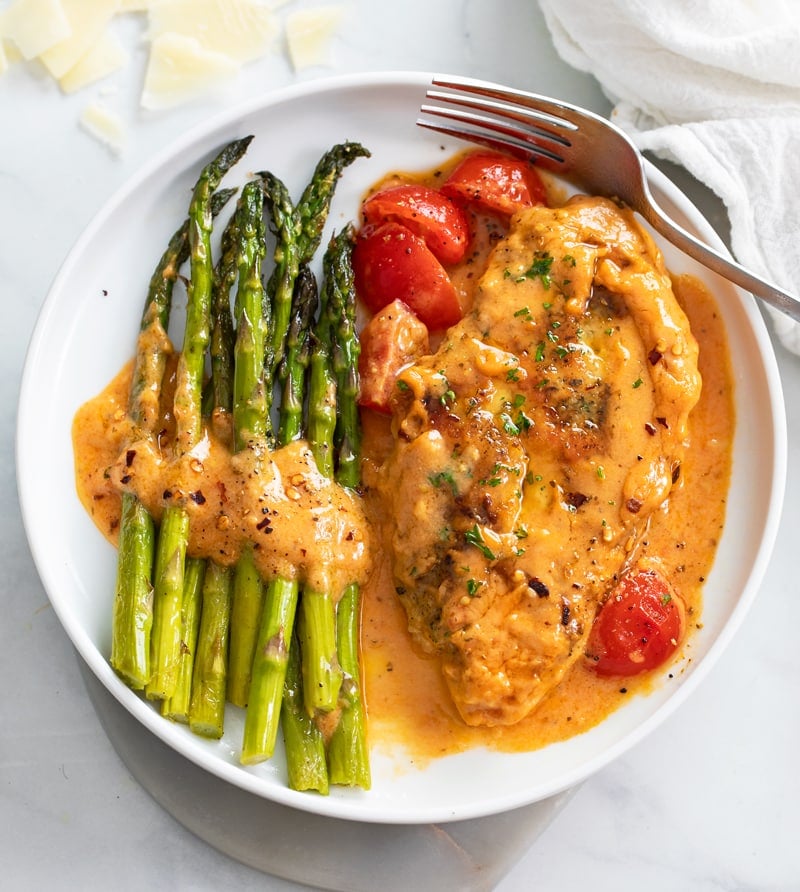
{"left": 538, "top": 0, "right": 800, "bottom": 354}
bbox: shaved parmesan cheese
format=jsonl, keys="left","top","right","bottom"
{"left": 147, "top": 0, "right": 279, "bottom": 65}
{"left": 59, "top": 31, "right": 129, "bottom": 93}
{"left": 0, "top": 0, "right": 71, "bottom": 60}
{"left": 39, "top": 0, "right": 120, "bottom": 80}
{"left": 141, "top": 32, "right": 240, "bottom": 111}
{"left": 286, "top": 5, "right": 344, "bottom": 71}
{"left": 79, "top": 102, "right": 126, "bottom": 153}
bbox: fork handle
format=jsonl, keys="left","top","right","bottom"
{"left": 641, "top": 196, "right": 800, "bottom": 324}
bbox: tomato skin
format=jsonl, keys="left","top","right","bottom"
{"left": 352, "top": 222, "right": 463, "bottom": 330}
{"left": 586, "top": 569, "right": 686, "bottom": 677}
{"left": 441, "top": 151, "right": 548, "bottom": 217}
{"left": 362, "top": 184, "right": 470, "bottom": 265}
{"left": 358, "top": 299, "right": 430, "bottom": 414}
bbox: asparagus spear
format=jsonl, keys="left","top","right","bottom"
{"left": 275, "top": 265, "right": 331, "bottom": 792}
{"left": 241, "top": 264, "right": 318, "bottom": 764}
{"left": 160, "top": 555, "right": 205, "bottom": 722}
{"left": 187, "top": 208, "right": 242, "bottom": 738}
{"left": 262, "top": 172, "right": 300, "bottom": 384}
{"left": 146, "top": 136, "right": 253, "bottom": 702}
{"left": 297, "top": 240, "right": 344, "bottom": 717}
{"left": 168, "top": 203, "right": 246, "bottom": 724}
{"left": 207, "top": 204, "right": 241, "bottom": 432}
{"left": 226, "top": 179, "right": 272, "bottom": 709}
{"left": 281, "top": 628, "right": 329, "bottom": 794}
{"left": 325, "top": 227, "right": 371, "bottom": 788}
{"left": 262, "top": 142, "right": 370, "bottom": 379}
{"left": 295, "top": 142, "right": 371, "bottom": 262}
{"left": 110, "top": 186, "right": 236, "bottom": 690}
{"left": 188, "top": 561, "right": 232, "bottom": 737}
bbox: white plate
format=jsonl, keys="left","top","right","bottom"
{"left": 17, "top": 71, "right": 787, "bottom": 824}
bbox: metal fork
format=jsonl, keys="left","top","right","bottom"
{"left": 419, "top": 75, "right": 800, "bottom": 323}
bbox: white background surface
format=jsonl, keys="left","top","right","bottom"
{"left": 2, "top": 1, "right": 798, "bottom": 889}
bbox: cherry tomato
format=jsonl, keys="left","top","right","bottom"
{"left": 358, "top": 299, "right": 430, "bottom": 414}
{"left": 352, "top": 222, "right": 463, "bottom": 330}
{"left": 586, "top": 568, "right": 686, "bottom": 677}
{"left": 362, "top": 184, "right": 470, "bottom": 265}
{"left": 441, "top": 151, "right": 548, "bottom": 217}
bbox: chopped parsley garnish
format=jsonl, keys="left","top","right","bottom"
{"left": 520, "top": 252, "right": 554, "bottom": 289}
{"left": 429, "top": 470, "right": 458, "bottom": 495}
{"left": 466, "top": 579, "right": 483, "bottom": 597}
{"left": 499, "top": 413, "right": 520, "bottom": 436}
{"left": 465, "top": 525, "right": 496, "bottom": 561}
{"left": 515, "top": 411, "right": 533, "bottom": 432}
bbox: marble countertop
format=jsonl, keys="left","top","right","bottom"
{"left": 2, "top": 2, "right": 798, "bottom": 889}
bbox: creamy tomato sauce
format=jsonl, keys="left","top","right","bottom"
{"left": 73, "top": 373, "right": 371, "bottom": 599}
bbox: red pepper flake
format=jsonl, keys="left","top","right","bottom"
{"left": 565, "top": 491, "right": 589, "bottom": 509}
{"left": 626, "top": 497, "right": 642, "bottom": 514}
{"left": 256, "top": 516, "right": 273, "bottom": 533}
{"left": 163, "top": 489, "right": 173, "bottom": 500}
{"left": 528, "top": 577, "right": 550, "bottom": 597}
{"left": 120, "top": 474, "right": 131, "bottom": 485}
{"left": 190, "top": 490, "right": 206, "bottom": 505}
{"left": 125, "top": 449, "right": 136, "bottom": 467}
{"left": 656, "top": 416, "right": 669, "bottom": 428}
{"left": 648, "top": 348, "right": 663, "bottom": 365}
{"left": 644, "top": 422, "right": 657, "bottom": 436}
{"left": 672, "top": 463, "right": 681, "bottom": 484}
{"left": 560, "top": 601, "right": 571, "bottom": 625}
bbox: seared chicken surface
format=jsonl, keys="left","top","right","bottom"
{"left": 377, "top": 196, "right": 701, "bottom": 726}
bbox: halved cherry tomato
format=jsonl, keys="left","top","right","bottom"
{"left": 441, "top": 151, "right": 548, "bottom": 217}
{"left": 352, "top": 222, "right": 462, "bottom": 330}
{"left": 586, "top": 568, "right": 686, "bottom": 677}
{"left": 358, "top": 299, "right": 430, "bottom": 414}
{"left": 362, "top": 184, "right": 470, "bottom": 265}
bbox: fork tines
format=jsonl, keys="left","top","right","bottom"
{"left": 418, "top": 76, "right": 577, "bottom": 170}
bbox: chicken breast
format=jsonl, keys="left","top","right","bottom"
{"left": 377, "top": 195, "right": 702, "bottom": 727}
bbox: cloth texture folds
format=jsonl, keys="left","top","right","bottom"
{"left": 538, "top": 0, "right": 800, "bottom": 353}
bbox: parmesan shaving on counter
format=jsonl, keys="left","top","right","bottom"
{"left": 0, "top": 0, "right": 347, "bottom": 151}
{"left": 286, "top": 5, "right": 344, "bottom": 70}
{"left": 79, "top": 102, "right": 127, "bottom": 154}
{"left": 58, "top": 31, "right": 129, "bottom": 94}
{"left": 141, "top": 32, "right": 240, "bottom": 111}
